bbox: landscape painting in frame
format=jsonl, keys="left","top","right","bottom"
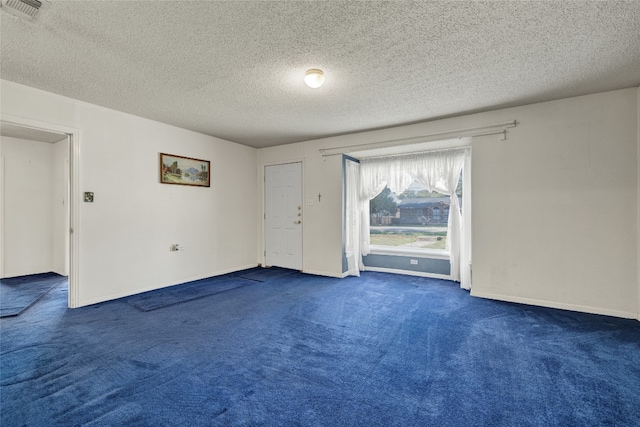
{"left": 160, "top": 153, "right": 210, "bottom": 187}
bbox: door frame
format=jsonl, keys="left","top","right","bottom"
{"left": 0, "top": 113, "right": 81, "bottom": 308}
{"left": 263, "top": 160, "right": 304, "bottom": 270}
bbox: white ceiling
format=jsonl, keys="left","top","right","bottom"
{"left": 1, "top": 1, "right": 639, "bottom": 148}
{"left": 0, "top": 122, "right": 67, "bottom": 143}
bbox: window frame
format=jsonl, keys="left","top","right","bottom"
{"left": 369, "top": 244, "right": 450, "bottom": 260}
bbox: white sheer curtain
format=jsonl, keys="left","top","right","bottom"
{"left": 359, "top": 157, "right": 414, "bottom": 256}
{"left": 460, "top": 148, "right": 472, "bottom": 289}
{"left": 350, "top": 142, "right": 472, "bottom": 289}
{"left": 344, "top": 160, "right": 361, "bottom": 276}
{"left": 410, "top": 148, "right": 465, "bottom": 283}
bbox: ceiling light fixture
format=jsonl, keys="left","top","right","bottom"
{"left": 304, "top": 69, "right": 325, "bottom": 89}
{"left": 1, "top": 0, "right": 47, "bottom": 21}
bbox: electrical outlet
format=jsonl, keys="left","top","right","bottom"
{"left": 410, "top": 259, "right": 418, "bottom": 265}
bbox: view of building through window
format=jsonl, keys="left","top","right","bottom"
{"left": 369, "top": 174, "right": 462, "bottom": 251}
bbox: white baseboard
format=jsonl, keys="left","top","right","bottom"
{"left": 470, "top": 289, "right": 638, "bottom": 320}
{"left": 76, "top": 263, "right": 259, "bottom": 308}
{"left": 364, "top": 266, "right": 453, "bottom": 281}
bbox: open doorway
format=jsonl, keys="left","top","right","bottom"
{"left": 0, "top": 118, "right": 79, "bottom": 308}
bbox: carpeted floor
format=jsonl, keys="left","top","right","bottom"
{"left": 1, "top": 270, "right": 639, "bottom": 426}
{"left": 126, "top": 276, "right": 257, "bottom": 312}
{"left": 237, "top": 266, "right": 298, "bottom": 282}
{"left": 0, "top": 272, "right": 67, "bottom": 317}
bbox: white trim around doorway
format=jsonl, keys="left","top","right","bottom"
{"left": 0, "top": 113, "right": 81, "bottom": 308}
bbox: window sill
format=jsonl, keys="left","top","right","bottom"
{"left": 368, "top": 245, "right": 450, "bottom": 260}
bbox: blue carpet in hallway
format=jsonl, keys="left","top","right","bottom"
{"left": 1, "top": 271, "right": 639, "bottom": 426}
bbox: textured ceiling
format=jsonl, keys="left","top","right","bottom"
{"left": 1, "top": 1, "right": 639, "bottom": 148}
{"left": 0, "top": 122, "right": 67, "bottom": 143}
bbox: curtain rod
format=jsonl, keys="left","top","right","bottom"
{"left": 319, "top": 120, "right": 517, "bottom": 158}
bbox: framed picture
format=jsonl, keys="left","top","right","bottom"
{"left": 160, "top": 153, "right": 210, "bottom": 187}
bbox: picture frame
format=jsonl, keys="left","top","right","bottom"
{"left": 160, "top": 153, "right": 210, "bottom": 187}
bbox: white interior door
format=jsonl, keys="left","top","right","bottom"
{"left": 265, "top": 162, "right": 302, "bottom": 270}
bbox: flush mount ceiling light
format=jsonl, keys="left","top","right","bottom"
{"left": 1, "top": 0, "right": 48, "bottom": 21}
{"left": 304, "top": 69, "right": 325, "bottom": 89}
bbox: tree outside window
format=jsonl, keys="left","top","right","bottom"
{"left": 369, "top": 173, "right": 462, "bottom": 251}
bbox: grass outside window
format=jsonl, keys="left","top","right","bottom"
{"left": 370, "top": 227, "right": 447, "bottom": 250}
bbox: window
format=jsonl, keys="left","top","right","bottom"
{"left": 352, "top": 143, "right": 470, "bottom": 285}
{"left": 369, "top": 173, "right": 462, "bottom": 254}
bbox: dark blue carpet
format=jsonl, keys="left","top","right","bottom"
{"left": 237, "top": 266, "right": 298, "bottom": 282}
{"left": 1, "top": 270, "right": 639, "bottom": 426}
{"left": 126, "top": 276, "right": 256, "bottom": 312}
{"left": 0, "top": 272, "right": 66, "bottom": 317}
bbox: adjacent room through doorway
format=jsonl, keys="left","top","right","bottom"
{"left": 0, "top": 121, "right": 72, "bottom": 314}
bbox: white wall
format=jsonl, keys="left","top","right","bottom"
{"left": 257, "top": 88, "right": 639, "bottom": 319}
{"left": 471, "top": 90, "right": 637, "bottom": 319}
{"left": 0, "top": 136, "right": 54, "bottom": 277}
{"left": 1, "top": 80, "right": 257, "bottom": 306}
{"left": 1, "top": 135, "right": 70, "bottom": 278}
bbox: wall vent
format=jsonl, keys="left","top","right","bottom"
{"left": 1, "top": 0, "right": 46, "bottom": 21}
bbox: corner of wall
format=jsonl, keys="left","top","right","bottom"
{"left": 637, "top": 86, "right": 640, "bottom": 321}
